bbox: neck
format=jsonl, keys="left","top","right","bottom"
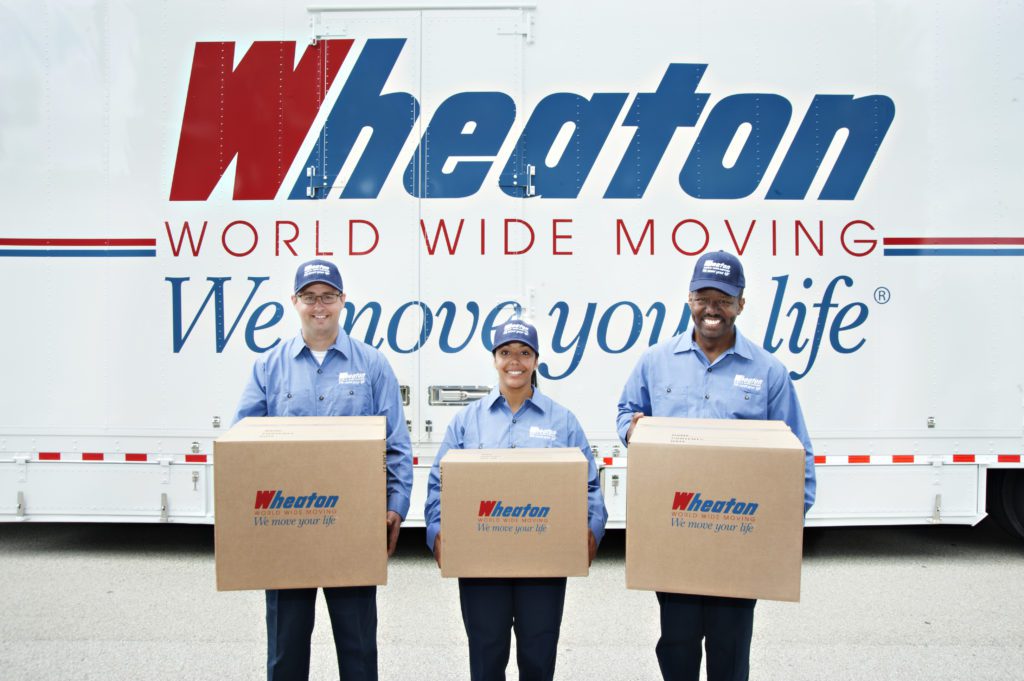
{"left": 693, "top": 329, "right": 736, "bottom": 364}
{"left": 501, "top": 384, "right": 534, "bottom": 413}
{"left": 303, "top": 328, "right": 338, "bottom": 352}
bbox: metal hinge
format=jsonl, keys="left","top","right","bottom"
{"left": 306, "top": 165, "right": 327, "bottom": 198}
{"left": 429, "top": 385, "right": 492, "bottom": 406}
{"left": 400, "top": 385, "right": 410, "bottom": 406}
{"left": 159, "top": 457, "right": 173, "bottom": 484}
{"left": 16, "top": 491, "right": 25, "bottom": 517}
{"left": 497, "top": 12, "right": 535, "bottom": 44}
{"left": 500, "top": 163, "right": 537, "bottom": 198}
{"left": 160, "top": 493, "right": 169, "bottom": 523}
{"left": 930, "top": 493, "right": 942, "bottom": 523}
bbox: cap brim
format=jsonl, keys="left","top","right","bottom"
{"left": 492, "top": 339, "right": 539, "bottom": 354}
{"left": 689, "top": 278, "right": 742, "bottom": 297}
{"left": 295, "top": 279, "right": 343, "bottom": 294}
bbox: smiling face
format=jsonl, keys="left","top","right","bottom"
{"left": 292, "top": 282, "right": 345, "bottom": 348}
{"left": 493, "top": 341, "right": 539, "bottom": 394}
{"left": 688, "top": 287, "right": 744, "bottom": 345}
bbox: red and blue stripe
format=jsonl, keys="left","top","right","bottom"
{"left": 883, "top": 237, "right": 1024, "bottom": 256}
{"left": 0, "top": 238, "right": 156, "bottom": 257}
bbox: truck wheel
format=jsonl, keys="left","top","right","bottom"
{"left": 987, "top": 470, "right": 1024, "bottom": 541}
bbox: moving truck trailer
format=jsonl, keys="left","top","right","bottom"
{"left": 2, "top": 0, "right": 1022, "bottom": 537}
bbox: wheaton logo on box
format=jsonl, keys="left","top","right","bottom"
{"left": 670, "top": 491, "right": 758, "bottom": 535}
{"left": 252, "top": 489, "right": 340, "bottom": 528}
{"left": 476, "top": 500, "right": 551, "bottom": 535}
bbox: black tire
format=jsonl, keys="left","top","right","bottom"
{"left": 987, "top": 469, "right": 1024, "bottom": 541}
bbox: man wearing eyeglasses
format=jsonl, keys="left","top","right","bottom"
{"left": 616, "top": 251, "right": 815, "bottom": 681}
{"left": 234, "top": 259, "right": 413, "bottom": 681}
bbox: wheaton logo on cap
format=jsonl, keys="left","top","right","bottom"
{"left": 304, "top": 263, "right": 332, "bottom": 277}
{"left": 701, "top": 260, "right": 732, "bottom": 278}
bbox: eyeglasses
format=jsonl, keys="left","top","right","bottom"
{"left": 298, "top": 292, "right": 342, "bottom": 305}
{"left": 689, "top": 295, "right": 738, "bottom": 310}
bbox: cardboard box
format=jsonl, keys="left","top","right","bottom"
{"left": 440, "top": 449, "right": 589, "bottom": 578}
{"left": 626, "top": 418, "right": 806, "bottom": 602}
{"left": 214, "top": 416, "right": 387, "bottom": 591}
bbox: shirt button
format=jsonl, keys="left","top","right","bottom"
{"left": 317, "top": 369, "right": 323, "bottom": 374}
{"left": 745, "top": 394, "right": 750, "bottom": 400}
{"left": 348, "top": 390, "right": 354, "bottom": 396}
{"left": 319, "top": 395, "right": 325, "bottom": 401}
{"left": 666, "top": 388, "right": 672, "bottom": 393}
{"left": 512, "top": 418, "right": 517, "bottom": 424}
{"left": 511, "top": 444, "right": 516, "bottom": 449}
{"left": 707, "top": 367, "right": 712, "bottom": 373}
{"left": 286, "top": 393, "right": 292, "bottom": 399}
{"left": 704, "top": 394, "right": 710, "bottom": 400}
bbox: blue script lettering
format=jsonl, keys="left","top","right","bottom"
{"left": 763, "top": 275, "right": 869, "bottom": 379}
{"left": 168, "top": 276, "right": 868, "bottom": 379}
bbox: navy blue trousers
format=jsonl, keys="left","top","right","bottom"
{"left": 655, "top": 592, "right": 756, "bottom": 681}
{"left": 458, "top": 577, "right": 567, "bottom": 681}
{"left": 265, "top": 586, "right": 377, "bottom": 681}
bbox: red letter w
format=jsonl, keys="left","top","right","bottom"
{"left": 478, "top": 500, "right": 497, "bottom": 517}
{"left": 254, "top": 490, "right": 276, "bottom": 509}
{"left": 170, "top": 40, "right": 352, "bottom": 200}
{"left": 672, "top": 491, "right": 694, "bottom": 511}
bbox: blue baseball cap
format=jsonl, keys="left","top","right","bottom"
{"left": 689, "top": 251, "right": 745, "bottom": 297}
{"left": 492, "top": 319, "right": 540, "bottom": 355}
{"left": 294, "top": 259, "right": 343, "bottom": 294}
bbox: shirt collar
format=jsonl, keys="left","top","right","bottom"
{"left": 484, "top": 386, "right": 550, "bottom": 414}
{"left": 672, "top": 326, "right": 754, "bottom": 361}
{"left": 289, "top": 327, "right": 352, "bottom": 359}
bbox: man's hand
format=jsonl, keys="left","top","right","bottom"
{"left": 588, "top": 530, "right": 597, "bottom": 566}
{"left": 386, "top": 511, "right": 402, "bottom": 557}
{"left": 433, "top": 533, "right": 442, "bottom": 568}
{"left": 625, "top": 411, "right": 645, "bottom": 444}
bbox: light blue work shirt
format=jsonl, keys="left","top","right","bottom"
{"left": 616, "top": 327, "right": 816, "bottom": 513}
{"left": 424, "top": 387, "right": 609, "bottom": 552}
{"left": 234, "top": 328, "right": 414, "bottom": 519}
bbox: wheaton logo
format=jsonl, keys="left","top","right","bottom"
{"left": 254, "top": 490, "right": 339, "bottom": 510}
{"left": 479, "top": 500, "right": 550, "bottom": 518}
{"left": 171, "top": 38, "right": 894, "bottom": 202}
{"left": 672, "top": 491, "right": 758, "bottom": 516}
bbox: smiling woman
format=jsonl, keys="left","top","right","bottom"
{"left": 423, "top": 318, "right": 608, "bottom": 681}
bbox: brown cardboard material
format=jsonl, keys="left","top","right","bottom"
{"left": 440, "top": 449, "right": 589, "bottom": 578}
{"left": 214, "top": 416, "right": 387, "bottom": 591}
{"left": 626, "top": 418, "right": 806, "bottom": 602}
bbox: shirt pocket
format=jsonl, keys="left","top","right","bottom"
{"left": 729, "top": 384, "right": 768, "bottom": 419}
{"left": 650, "top": 380, "right": 697, "bottom": 416}
{"left": 326, "top": 382, "right": 372, "bottom": 416}
{"left": 271, "top": 388, "right": 314, "bottom": 417}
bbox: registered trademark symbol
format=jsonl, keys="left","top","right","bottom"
{"left": 874, "top": 287, "right": 891, "bottom": 304}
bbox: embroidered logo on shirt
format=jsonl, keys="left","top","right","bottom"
{"left": 338, "top": 372, "right": 367, "bottom": 385}
{"left": 528, "top": 426, "right": 557, "bottom": 441}
{"left": 733, "top": 374, "right": 764, "bottom": 391}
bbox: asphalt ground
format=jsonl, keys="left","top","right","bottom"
{"left": 1, "top": 520, "right": 1022, "bottom": 681}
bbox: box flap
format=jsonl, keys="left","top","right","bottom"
{"left": 217, "top": 416, "right": 385, "bottom": 443}
{"left": 442, "top": 448, "right": 585, "bottom": 465}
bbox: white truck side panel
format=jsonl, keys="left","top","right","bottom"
{"left": 1, "top": 0, "right": 1021, "bottom": 526}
